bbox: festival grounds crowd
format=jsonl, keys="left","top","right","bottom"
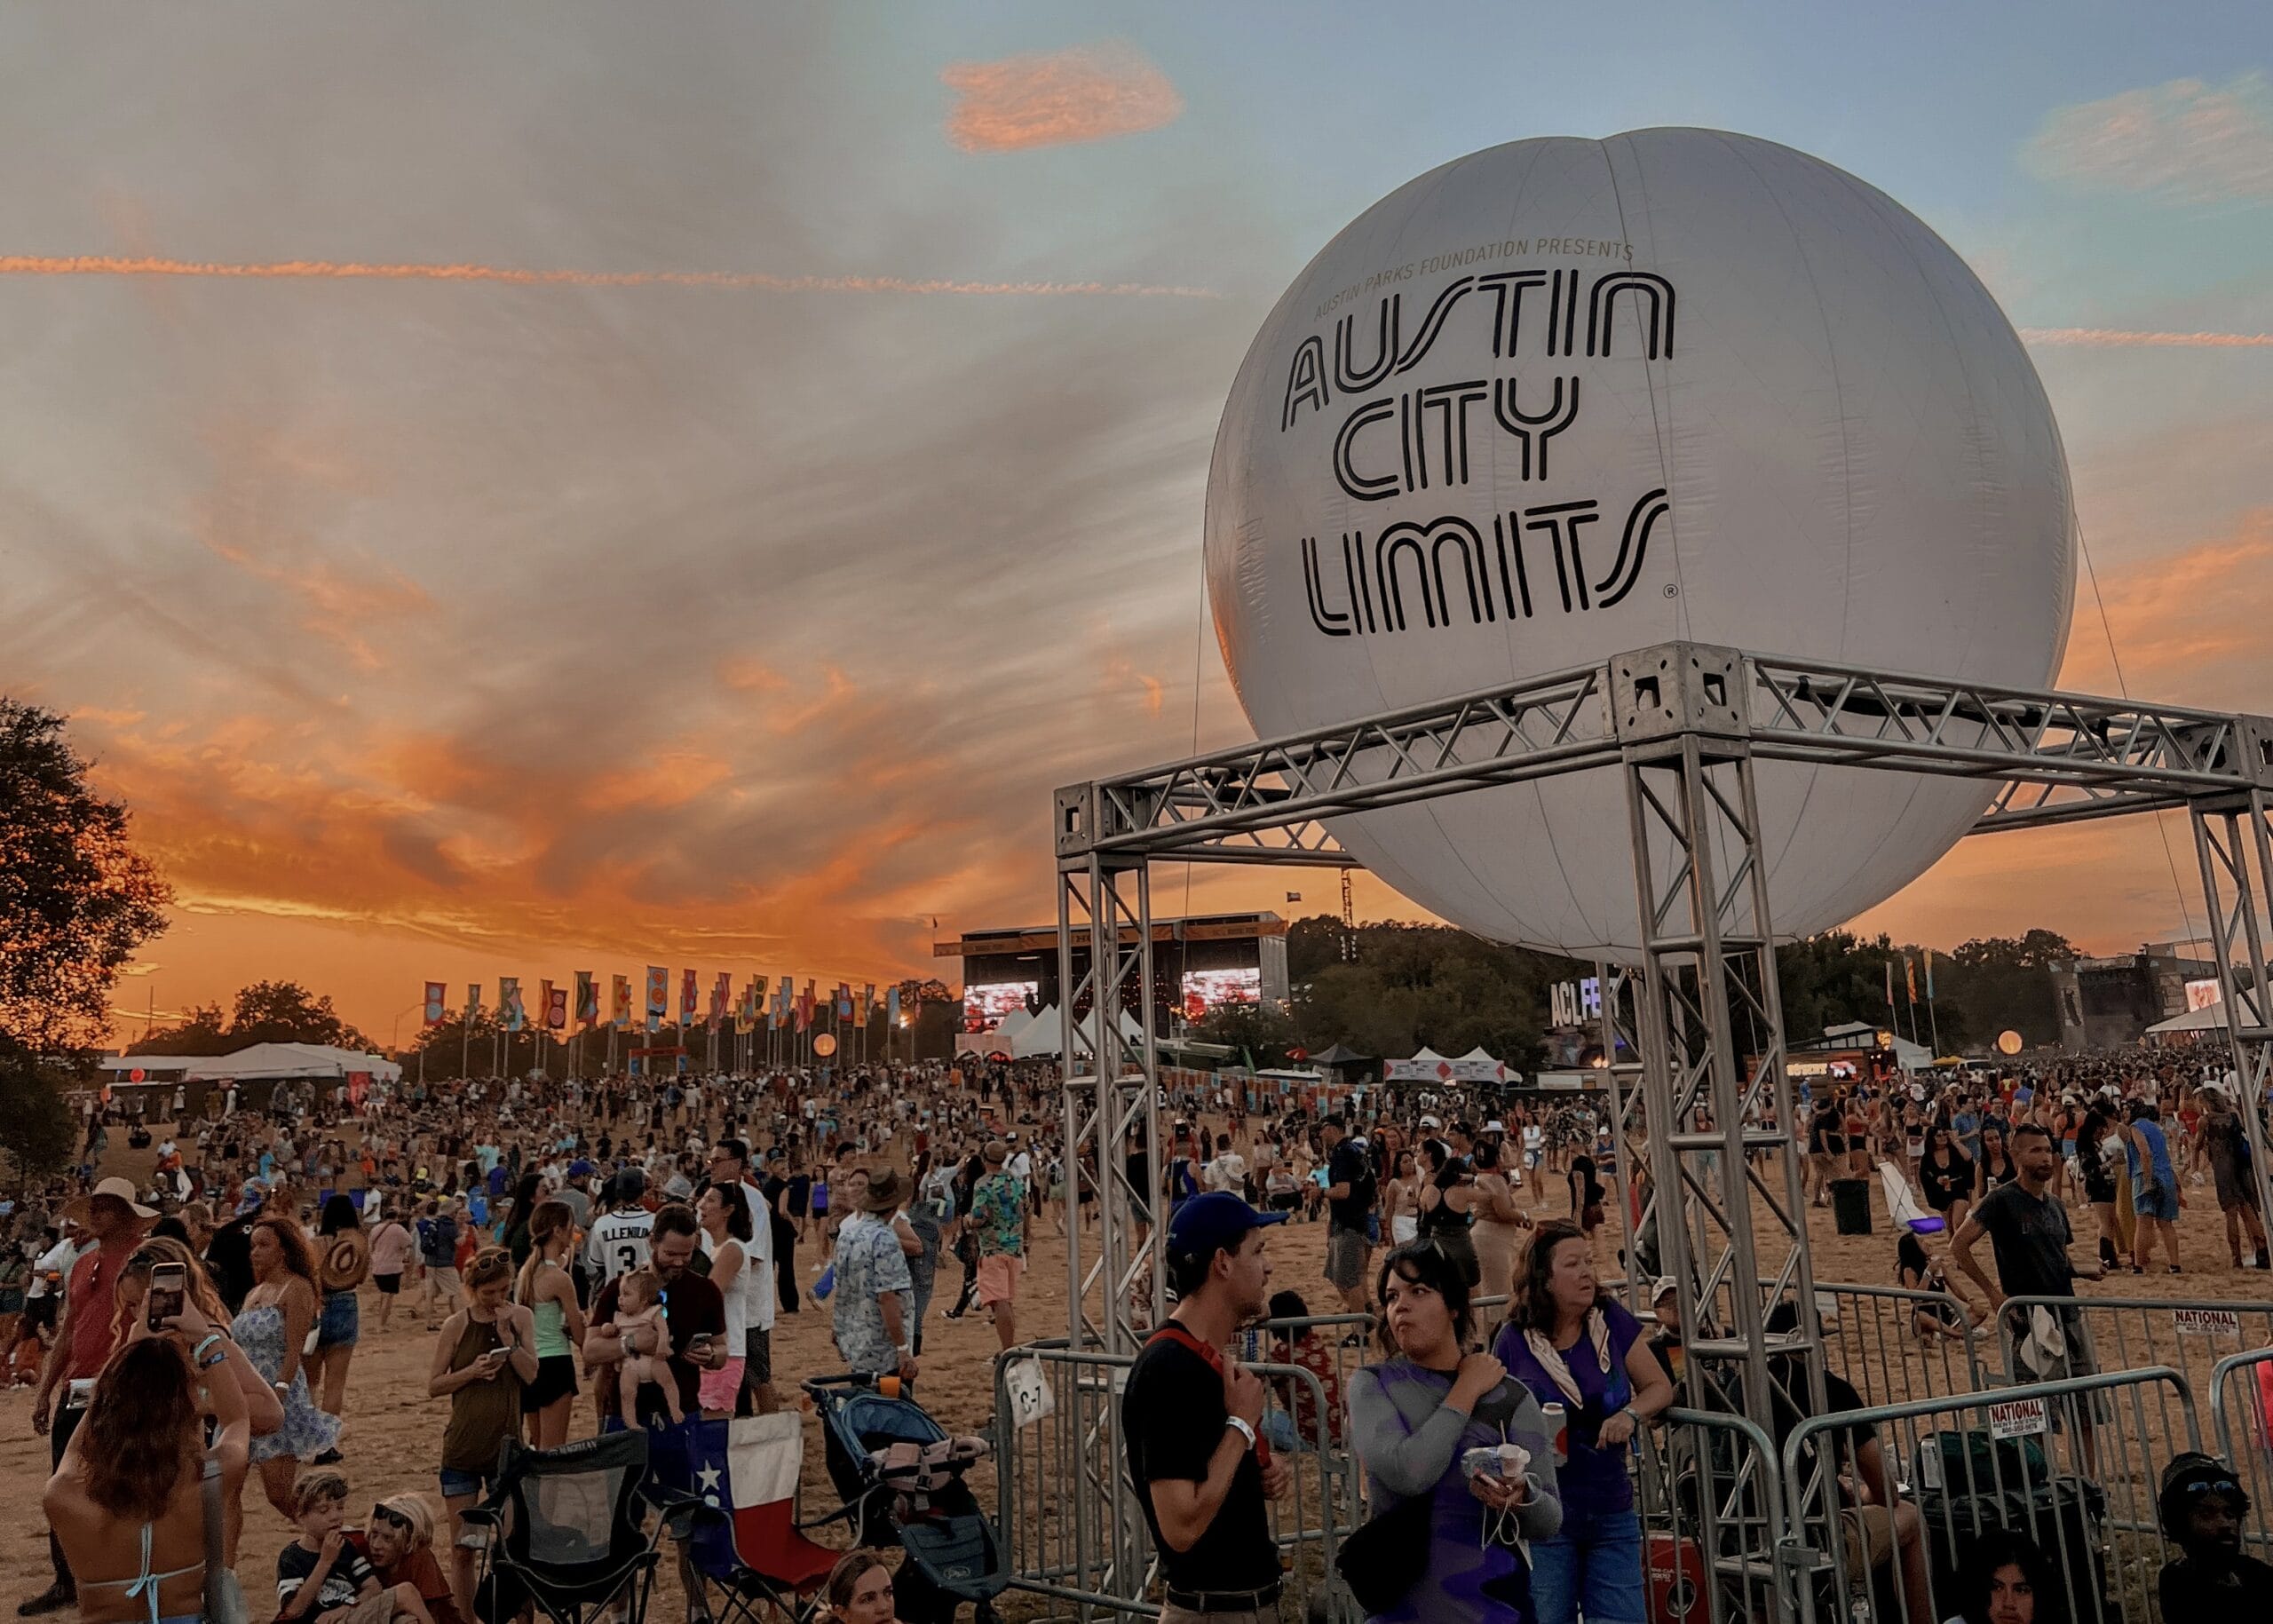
{"left": 6, "top": 1046, "right": 2271, "bottom": 1624}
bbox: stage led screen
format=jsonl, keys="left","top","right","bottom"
{"left": 1182, "top": 966, "right": 1262, "bottom": 1020}
{"left": 963, "top": 980, "right": 1039, "bottom": 1029}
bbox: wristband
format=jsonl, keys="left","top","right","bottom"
{"left": 199, "top": 1347, "right": 228, "bottom": 1371}
{"left": 192, "top": 1333, "right": 224, "bottom": 1364}
{"left": 1224, "top": 1415, "right": 1258, "bottom": 1452}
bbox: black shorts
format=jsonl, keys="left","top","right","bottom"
{"left": 373, "top": 1273, "right": 401, "bottom": 1295}
{"left": 521, "top": 1353, "right": 580, "bottom": 1411}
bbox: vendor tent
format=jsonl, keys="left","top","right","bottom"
{"left": 1383, "top": 1046, "right": 1454, "bottom": 1082}
{"left": 1448, "top": 1046, "right": 1512, "bottom": 1083}
{"left": 2145, "top": 1004, "right": 2229, "bottom": 1038}
{"left": 1014, "top": 1006, "right": 1142, "bottom": 1058}
{"left": 104, "top": 1043, "right": 403, "bottom": 1083}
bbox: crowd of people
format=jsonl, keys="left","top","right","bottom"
{"left": 6, "top": 1040, "right": 2268, "bottom": 1624}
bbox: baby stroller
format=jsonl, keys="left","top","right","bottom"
{"left": 806, "top": 1374, "right": 1009, "bottom": 1624}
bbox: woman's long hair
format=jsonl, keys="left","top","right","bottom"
{"left": 252, "top": 1216, "right": 320, "bottom": 1286}
{"left": 109, "top": 1237, "right": 232, "bottom": 1349}
{"left": 82, "top": 1339, "right": 201, "bottom": 1523}
{"left": 1955, "top": 1527, "right": 2064, "bottom": 1624}
{"left": 514, "top": 1201, "right": 575, "bottom": 1304}
{"left": 319, "top": 1194, "right": 359, "bottom": 1236}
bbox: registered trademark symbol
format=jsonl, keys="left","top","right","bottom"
{"left": 1662, "top": 582, "right": 1678, "bottom": 598}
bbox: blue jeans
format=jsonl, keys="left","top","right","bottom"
{"left": 1530, "top": 1504, "right": 1645, "bottom": 1624}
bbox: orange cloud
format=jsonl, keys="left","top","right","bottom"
{"left": 2022, "top": 327, "right": 2273, "bottom": 348}
{"left": 941, "top": 43, "right": 1184, "bottom": 153}
{"left": 584, "top": 748, "right": 736, "bottom": 812}
{"left": 2024, "top": 73, "right": 2273, "bottom": 203}
{"left": 0, "top": 254, "right": 1214, "bottom": 299}
{"left": 2057, "top": 509, "right": 2273, "bottom": 698}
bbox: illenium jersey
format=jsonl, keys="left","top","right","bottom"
{"left": 586, "top": 1208, "right": 655, "bottom": 1283}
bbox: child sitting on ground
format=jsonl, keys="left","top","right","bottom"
{"left": 277, "top": 1467, "right": 433, "bottom": 1624}
{"left": 1261, "top": 1289, "right": 1344, "bottom": 1451}
{"left": 610, "top": 1267, "right": 682, "bottom": 1428}
{"left": 2158, "top": 1451, "right": 2273, "bottom": 1609}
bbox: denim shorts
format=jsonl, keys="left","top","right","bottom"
{"left": 317, "top": 1288, "right": 360, "bottom": 1348}
{"left": 2134, "top": 1181, "right": 2181, "bottom": 1222}
{"left": 439, "top": 1464, "right": 495, "bottom": 1501}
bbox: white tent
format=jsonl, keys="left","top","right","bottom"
{"left": 1010, "top": 1006, "right": 1142, "bottom": 1058}
{"left": 169, "top": 1043, "right": 401, "bottom": 1083}
{"left": 1448, "top": 1046, "right": 1511, "bottom": 1083}
{"left": 1383, "top": 1046, "right": 1454, "bottom": 1082}
{"left": 2145, "top": 1004, "right": 2229, "bottom": 1038}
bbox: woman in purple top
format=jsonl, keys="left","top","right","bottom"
{"left": 1492, "top": 1221, "right": 1675, "bottom": 1624}
{"left": 1348, "top": 1240, "right": 1561, "bottom": 1622}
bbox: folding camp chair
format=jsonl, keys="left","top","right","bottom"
{"left": 664, "top": 1412, "right": 842, "bottom": 1624}
{"left": 462, "top": 1430, "right": 669, "bottom": 1624}
{"left": 1878, "top": 1158, "right": 1945, "bottom": 1234}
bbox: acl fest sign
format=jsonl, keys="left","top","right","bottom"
{"left": 1280, "top": 258, "right": 1673, "bottom": 641}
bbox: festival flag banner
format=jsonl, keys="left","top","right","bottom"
{"left": 886, "top": 984, "right": 900, "bottom": 1027}
{"left": 575, "top": 971, "right": 598, "bottom": 1027}
{"left": 1884, "top": 959, "right": 1895, "bottom": 1007}
{"left": 709, "top": 970, "right": 731, "bottom": 1034}
{"left": 645, "top": 965, "right": 669, "bottom": 1032}
{"left": 738, "top": 976, "right": 759, "bottom": 1025}
{"left": 798, "top": 979, "right": 816, "bottom": 1032}
{"left": 1923, "top": 947, "right": 1936, "bottom": 1001}
{"left": 612, "top": 974, "right": 633, "bottom": 1030}
{"left": 1905, "top": 955, "right": 1919, "bottom": 1005}
{"left": 423, "top": 982, "right": 447, "bottom": 1026}
{"left": 501, "top": 977, "right": 526, "bottom": 1032}
{"left": 861, "top": 983, "right": 875, "bottom": 1023}
{"left": 465, "top": 983, "right": 482, "bottom": 1021}
{"left": 836, "top": 983, "right": 853, "bottom": 1020}
{"left": 539, "top": 978, "right": 556, "bottom": 1030}
{"left": 546, "top": 984, "right": 568, "bottom": 1030}
{"left": 680, "top": 968, "right": 700, "bottom": 1024}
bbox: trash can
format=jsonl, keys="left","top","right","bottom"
{"left": 1829, "top": 1177, "right": 1873, "bottom": 1236}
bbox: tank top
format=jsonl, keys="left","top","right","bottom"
{"left": 440, "top": 1314, "right": 523, "bottom": 1471}
{"left": 1417, "top": 1181, "right": 1471, "bottom": 1238}
{"left": 532, "top": 1296, "right": 571, "bottom": 1360}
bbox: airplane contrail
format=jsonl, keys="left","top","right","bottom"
{"left": 0, "top": 254, "right": 1218, "bottom": 298}
{"left": 2021, "top": 326, "right": 2273, "bottom": 348}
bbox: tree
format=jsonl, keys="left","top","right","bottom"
{"left": 1192, "top": 1002, "right": 1302, "bottom": 1070}
{"left": 226, "top": 979, "right": 376, "bottom": 1050}
{"left": 126, "top": 1001, "right": 227, "bottom": 1056}
{"left": 0, "top": 700, "right": 172, "bottom": 1054}
{"left": 0, "top": 1033, "right": 76, "bottom": 1192}
{"left": 1278, "top": 916, "right": 1575, "bottom": 1072}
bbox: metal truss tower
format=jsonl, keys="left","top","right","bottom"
{"left": 1051, "top": 638, "right": 2273, "bottom": 1597}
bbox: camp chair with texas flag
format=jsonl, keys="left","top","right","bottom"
{"left": 650, "top": 1412, "right": 840, "bottom": 1624}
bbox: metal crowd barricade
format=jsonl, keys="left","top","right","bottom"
{"left": 2209, "top": 1345, "right": 2273, "bottom": 1555}
{"left": 1781, "top": 1365, "right": 2198, "bottom": 1624}
{"left": 1995, "top": 1293, "right": 2273, "bottom": 1506}
{"left": 1635, "top": 1407, "right": 1790, "bottom": 1624}
{"left": 1810, "top": 1280, "right": 1985, "bottom": 1408}
{"left": 993, "top": 1339, "right": 1353, "bottom": 1622}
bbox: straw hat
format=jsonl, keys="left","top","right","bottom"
{"left": 63, "top": 1176, "right": 157, "bottom": 1224}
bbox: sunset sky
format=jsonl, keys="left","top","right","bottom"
{"left": 4, "top": 3, "right": 2270, "bottom": 1044}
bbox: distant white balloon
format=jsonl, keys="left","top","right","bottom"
{"left": 1205, "top": 129, "right": 2075, "bottom": 960}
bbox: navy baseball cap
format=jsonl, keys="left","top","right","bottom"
{"left": 1167, "top": 1192, "right": 1286, "bottom": 1264}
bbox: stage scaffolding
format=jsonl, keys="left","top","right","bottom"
{"left": 1050, "top": 638, "right": 2273, "bottom": 1599}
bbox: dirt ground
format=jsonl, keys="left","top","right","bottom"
{"left": 4, "top": 1136, "right": 2269, "bottom": 1615}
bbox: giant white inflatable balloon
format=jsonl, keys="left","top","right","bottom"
{"left": 1206, "top": 129, "right": 2075, "bottom": 960}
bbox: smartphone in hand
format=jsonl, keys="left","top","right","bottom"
{"left": 147, "top": 1263, "right": 187, "bottom": 1333}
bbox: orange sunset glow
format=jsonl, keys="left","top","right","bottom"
{"left": 6, "top": 12, "right": 2271, "bottom": 1044}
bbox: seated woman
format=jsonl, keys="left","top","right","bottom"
{"left": 1348, "top": 1240, "right": 1562, "bottom": 1623}
{"left": 43, "top": 1300, "right": 251, "bottom": 1624}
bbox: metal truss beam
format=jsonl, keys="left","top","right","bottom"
{"left": 2190, "top": 795, "right": 2273, "bottom": 1224}
{"left": 1056, "top": 643, "right": 2273, "bottom": 864}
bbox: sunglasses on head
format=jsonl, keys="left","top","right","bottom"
{"left": 2181, "top": 1477, "right": 2242, "bottom": 1499}
{"left": 370, "top": 1504, "right": 413, "bottom": 1531}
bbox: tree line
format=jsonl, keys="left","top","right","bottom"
{"left": 1192, "top": 916, "right": 2077, "bottom": 1073}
